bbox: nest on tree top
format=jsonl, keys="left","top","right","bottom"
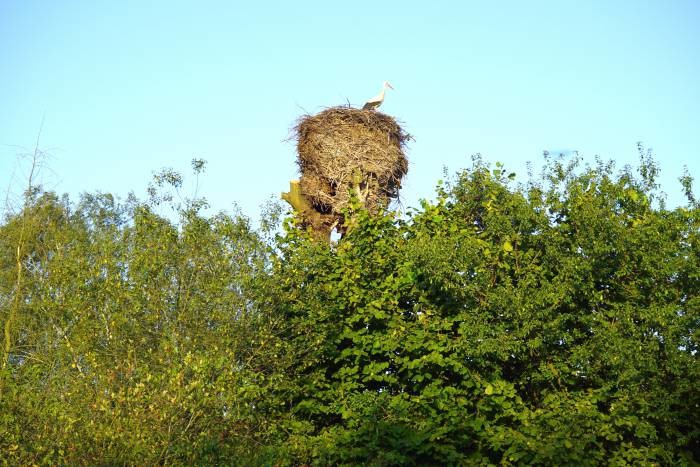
{"left": 294, "top": 106, "right": 410, "bottom": 219}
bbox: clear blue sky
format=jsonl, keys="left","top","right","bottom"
{"left": 2, "top": 1, "right": 699, "bottom": 220}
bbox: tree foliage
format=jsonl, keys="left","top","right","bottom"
{"left": 0, "top": 155, "right": 698, "bottom": 465}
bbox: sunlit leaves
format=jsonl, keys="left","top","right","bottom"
{"left": 1, "top": 154, "right": 698, "bottom": 464}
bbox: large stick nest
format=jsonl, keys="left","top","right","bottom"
{"left": 294, "top": 106, "right": 410, "bottom": 217}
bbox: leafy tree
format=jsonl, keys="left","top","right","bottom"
{"left": 266, "top": 154, "right": 699, "bottom": 465}
{"left": 0, "top": 154, "right": 697, "bottom": 465}
{"left": 0, "top": 165, "right": 287, "bottom": 464}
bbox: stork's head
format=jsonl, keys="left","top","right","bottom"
{"left": 384, "top": 81, "right": 394, "bottom": 90}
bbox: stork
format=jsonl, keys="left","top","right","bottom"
{"left": 362, "top": 81, "right": 394, "bottom": 110}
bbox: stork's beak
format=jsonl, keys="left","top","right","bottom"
{"left": 386, "top": 82, "right": 394, "bottom": 90}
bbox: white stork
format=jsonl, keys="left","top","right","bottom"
{"left": 362, "top": 81, "right": 394, "bottom": 110}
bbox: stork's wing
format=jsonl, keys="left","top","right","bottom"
{"left": 362, "top": 92, "right": 383, "bottom": 110}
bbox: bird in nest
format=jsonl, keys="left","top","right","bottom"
{"left": 362, "top": 81, "right": 394, "bottom": 110}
